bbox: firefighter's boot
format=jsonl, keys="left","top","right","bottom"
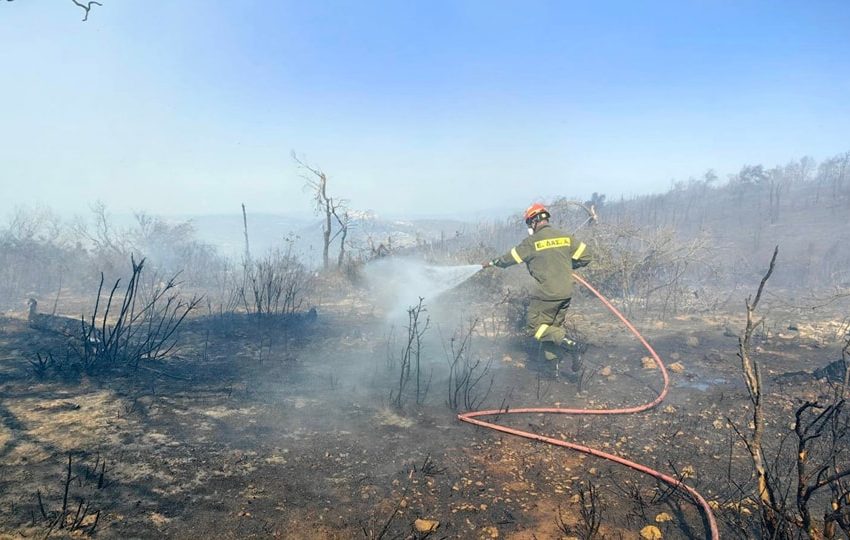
{"left": 561, "top": 337, "right": 583, "bottom": 372}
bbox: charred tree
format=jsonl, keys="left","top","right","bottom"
{"left": 334, "top": 209, "right": 350, "bottom": 268}
{"left": 293, "top": 153, "right": 336, "bottom": 270}
{"left": 737, "top": 245, "right": 783, "bottom": 536}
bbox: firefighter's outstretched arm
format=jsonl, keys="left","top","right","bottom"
{"left": 483, "top": 238, "right": 533, "bottom": 269}
{"left": 571, "top": 239, "right": 591, "bottom": 269}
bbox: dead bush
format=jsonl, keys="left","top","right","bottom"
{"left": 32, "top": 453, "right": 111, "bottom": 536}
{"left": 72, "top": 256, "right": 201, "bottom": 373}
{"left": 389, "top": 298, "right": 431, "bottom": 409}
{"left": 580, "top": 222, "right": 713, "bottom": 319}
{"left": 445, "top": 318, "right": 494, "bottom": 411}
{"left": 239, "top": 249, "right": 312, "bottom": 317}
{"left": 731, "top": 247, "right": 850, "bottom": 538}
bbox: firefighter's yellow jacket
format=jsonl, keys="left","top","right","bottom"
{"left": 492, "top": 223, "right": 590, "bottom": 300}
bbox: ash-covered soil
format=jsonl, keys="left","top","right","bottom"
{"left": 0, "top": 289, "right": 847, "bottom": 539}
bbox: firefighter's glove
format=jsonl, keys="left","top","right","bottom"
{"left": 481, "top": 260, "right": 497, "bottom": 269}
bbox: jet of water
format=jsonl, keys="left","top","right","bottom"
{"left": 362, "top": 258, "right": 481, "bottom": 319}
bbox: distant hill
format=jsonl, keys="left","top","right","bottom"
{"left": 597, "top": 158, "right": 850, "bottom": 289}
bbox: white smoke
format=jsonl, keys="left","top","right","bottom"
{"left": 362, "top": 257, "right": 481, "bottom": 320}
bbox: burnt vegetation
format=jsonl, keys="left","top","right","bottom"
{"left": 1, "top": 152, "right": 849, "bottom": 538}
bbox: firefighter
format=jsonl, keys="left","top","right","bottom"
{"left": 483, "top": 203, "right": 591, "bottom": 371}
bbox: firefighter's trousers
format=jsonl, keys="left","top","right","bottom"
{"left": 526, "top": 297, "right": 571, "bottom": 361}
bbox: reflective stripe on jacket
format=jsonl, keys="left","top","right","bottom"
{"left": 494, "top": 224, "right": 591, "bottom": 300}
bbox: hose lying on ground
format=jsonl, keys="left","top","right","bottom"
{"left": 457, "top": 273, "right": 719, "bottom": 540}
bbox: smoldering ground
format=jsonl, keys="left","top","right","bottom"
{"left": 2, "top": 267, "right": 847, "bottom": 540}
{"left": 3, "top": 157, "right": 850, "bottom": 538}
{"left": 0, "top": 249, "right": 578, "bottom": 537}
{"left": 0, "top": 255, "right": 784, "bottom": 540}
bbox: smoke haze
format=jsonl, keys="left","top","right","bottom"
{"left": 362, "top": 258, "right": 482, "bottom": 321}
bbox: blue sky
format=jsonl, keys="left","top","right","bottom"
{"left": 1, "top": 1, "right": 848, "bottom": 219}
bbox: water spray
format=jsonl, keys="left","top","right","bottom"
{"left": 362, "top": 258, "right": 481, "bottom": 319}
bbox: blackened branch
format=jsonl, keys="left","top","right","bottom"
{"left": 71, "top": 0, "right": 102, "bottom": 21}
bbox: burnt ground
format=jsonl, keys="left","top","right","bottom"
{"left": 0, "top": 289, "right": 848, "bottom": 539}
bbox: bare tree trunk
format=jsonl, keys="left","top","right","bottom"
{"left": 322, "top": 188, "right": 331, "bottom": 270}
{"left": 337, "top": 223, "right": 348, "bottom": 267}
{"left": 241, "top": 203, "right": 251, "bottom": 264}
{"left": 738, "top": 245, "right": 781, "bottom": 535}
{"left": 292, "top": 153, "right": 337, "bottom": 271}
{"left": 334, "top": 210, "right": 350, "bottom": 268}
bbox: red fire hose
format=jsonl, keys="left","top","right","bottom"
{"left": 458, "top": 273, "right": 720, "bottom": 539}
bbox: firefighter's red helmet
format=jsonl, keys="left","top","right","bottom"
{"left": 524, "top": 203, "right": 550, "bottom": 225}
